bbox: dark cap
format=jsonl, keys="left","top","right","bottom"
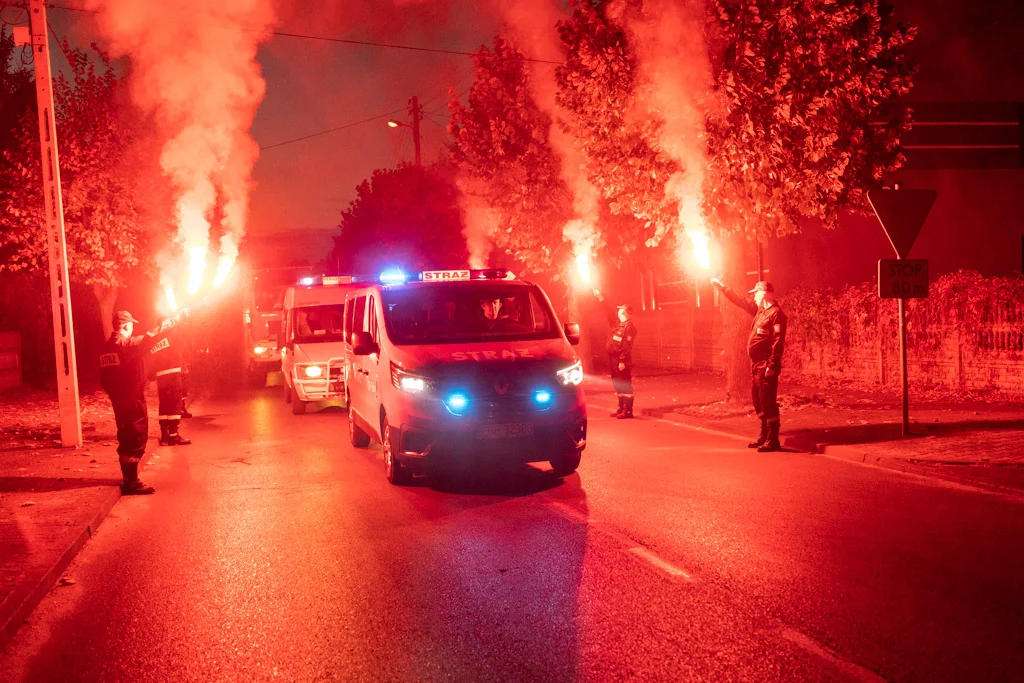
{"left": 617, "top": 304, "right": 634, "bottom": 315}
{"left": 748, "top": 281, "right": 774, "bottom": 294}
{"left": 112, "top": 310, "right": 140, "bottom": 326}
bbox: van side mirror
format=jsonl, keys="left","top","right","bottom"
{"left": 351, "top": 331, "right": 378, "bottom": 356}
{"left": 564, "top": 322, "right": 581, "bottom": 346}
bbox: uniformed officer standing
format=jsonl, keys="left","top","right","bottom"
{"left": 711, "top": 278, "right": 788, "bottom": 452}
{"left": 607, "top": 304, "right": 637, "bottom": 419}
{"left": 100, "top": 309, "right": 189, "bottom": 495}
{"left": 149, "top": 330, "right": 192, "bottom": 446}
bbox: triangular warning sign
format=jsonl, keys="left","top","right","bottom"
{"left": 868, "top": 189, "right": 936, "bottom": 259}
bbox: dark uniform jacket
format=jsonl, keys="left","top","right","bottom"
{"left": 100, "top": 319, "right": 181, "bottom": 398}
{"left": 606, "top": 320, "right": 637, "bottom": 364}
{"left": 148, "top": 330, "right": 183, "bottom": 379}
{"left": 721, "top": 287, "right": 788, "bottom": 373}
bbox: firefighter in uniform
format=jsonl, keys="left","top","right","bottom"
{"left": 711, "top": 278, "right": 788, "bottom": 452}
{"left": 607, "top": 304, "right": 637, "bottom": 419}
{"left": 100, "top": 309, "right": 189, "bottom": 495}
{"left": 149, "top": 330, "right": 192, "bottom": 446}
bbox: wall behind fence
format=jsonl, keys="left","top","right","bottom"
{"left": 781, "top": 271, "right": 1024, "bottom": 397}
{"left": 629, "top": 271, "right": 1024, "bottom": 397}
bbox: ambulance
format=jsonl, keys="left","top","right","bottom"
{"left": 344, "top": 268, "right": 587, "bottom": 485}
{"left": 280, "top": 275, "right": 360, "bottom": 414}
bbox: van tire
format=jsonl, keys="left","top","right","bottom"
{"left": 284, "top": 382, "right": 292, "bottom": 404}
{"left": 349, "top": 410, "right": 370, "bottom": 448}
{"left": 382, "top": 421, "right": 410, "bottom": 485}
{"left": 550, "top": 449, "right": 582, "bottom": 477}
{"left": 291, "top": 388, "right": 305, "bottom": 414}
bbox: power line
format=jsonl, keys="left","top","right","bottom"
{"left": 42, "top": 3, "right": 561, "bottom": 65}
{"left": 259, "top": 107, "right": 406, "bottom": 151}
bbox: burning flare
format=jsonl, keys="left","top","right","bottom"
{"left": 164, "top": 283, "right": 178, "bottom": 313}
{"left": 187, "top": 246, "right": 207, "bottom": 296}
{"left": 575, "top": 252, "right": 592, "bottom": 286}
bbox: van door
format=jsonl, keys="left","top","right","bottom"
{"left": 348, "top": 294, "right": 369, "bottom": 423}
{"left": 364, "top": 294, "right": 381, "bottom": 427}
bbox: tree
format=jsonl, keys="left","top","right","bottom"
{"left": 705, "top": 0, "right": 915, "bottom": 240}
{"left": 330, "top": 163, "right": 468, "bottom": 274}
{"left": 704, "top": 0, "right": 916, "bottom": 399}
{"left": 448, "top": 35, "right": 574, "bottom": 276}
{"left": 555, "top": 0, "right": 678, "bottom": 253}
{"left": 0, "top": 45, "right": 153, "bottom": 338}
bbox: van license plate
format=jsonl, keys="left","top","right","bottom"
{"left": 478, "top": 422, "right": 534, "bottom": 439}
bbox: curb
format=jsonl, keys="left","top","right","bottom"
{"left": 0, "top": 485, "right": 121, "bottom": 649}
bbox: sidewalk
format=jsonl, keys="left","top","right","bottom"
{"left": 584, "top": 371, "right": 1024, "bottom": 494}
{"left": 0, "top": 386, "right": 160, "bottom": 647}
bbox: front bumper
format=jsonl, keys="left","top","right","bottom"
{"left": 292, "top": 358, "right": 347, "bottom": 402}
{"left": 388, "top": 391, "right": 587, "bottom": 468}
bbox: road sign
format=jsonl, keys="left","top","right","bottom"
{"left": 878, "top": 259, "right": 929, "bottom": 299}
{"left": 867, "top": 189, "right": 936, "bottom": 259}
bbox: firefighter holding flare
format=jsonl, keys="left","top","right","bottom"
{"left": 711, "top": 278, "right": 788, "bottom": 452}
{"left": 607, "top": 304, "right": 637, "bottom": 419}
{"left": 100, "top": 308, "right": 190, "bottom": 495}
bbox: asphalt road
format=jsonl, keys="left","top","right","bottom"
{"left": 1, "top": 388, "right": 1022, "bottom": 682}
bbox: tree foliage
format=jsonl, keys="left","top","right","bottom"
{"left": 555, "top": 0, "right": 677, "bottom": 250}
{"left": 330, "top": 163, "right": 468, "bottom": 274}
{"left": 448, "top": 36, "right": 575, "bottom": 275}
{"left": 705, "top": 0, "right": 916, "bottom": 239}
{"left": 0, "top": 44, "right": 151, "bottom": 319}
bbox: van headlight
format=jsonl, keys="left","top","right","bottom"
{"left": 556, "top": 361, "right": 584, "bottom": 387}
{"left": 296, "top": 363, "right": 325, "bottom": 378}
{"left": 391, "top": 362, "right": 434, "bottom": 394}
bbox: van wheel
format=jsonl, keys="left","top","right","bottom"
{"left": 291, "top": 388, "right": 305, "bottom": 414}
{"left": 383, "top": 421, "right": 410, "bottom": 485}
{"left": 349, "top": 410, "right": 370, "bottom": 448}
{"left": 550, "top": 449, "right": 582, "bottom": 477}
{"left": 283, "top": 382, "right": 292, "bottom": 404}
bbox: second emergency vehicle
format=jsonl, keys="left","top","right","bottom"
{"left": 344, "top": 268, "right": 587, "bottom": 485}
{"left": 280, "top": 275, "right": 359, "bottom": 414}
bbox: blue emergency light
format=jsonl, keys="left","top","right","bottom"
{"left": 444, "top": 392, "right": 470, "bottom": 415}
{"left": 533, "top": 389, "right": 553, "bottom": 406}
{"left": 379, "top": 269, "right": 407, "bottom": 285}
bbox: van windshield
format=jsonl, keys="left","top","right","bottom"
{"left": 382, "top": 284, "right": 561, "bottom": 345}
{"left": 293, "top": 304, "right": 346, "bottom": 344}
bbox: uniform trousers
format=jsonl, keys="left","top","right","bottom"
{"left": 751, "top": 361, "right": 780, "bottom": 423}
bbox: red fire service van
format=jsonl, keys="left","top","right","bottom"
{"left": 344, "top": 268, "right": 587, "bottom": 485}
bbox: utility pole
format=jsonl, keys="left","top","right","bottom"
{"left": 23, "top": 0, "right": 83, "bottom": 447}
{"left": 410, "top": 95, "right": 422, "bottom": 166}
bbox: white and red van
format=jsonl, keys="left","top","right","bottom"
{"left": 280, "top": 275, "right": 360, "bottom": 414}
{"left": 343, "top": 268, "right": 587, "bottom": 484}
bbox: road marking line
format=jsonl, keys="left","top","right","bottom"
{"left": 778, "top": 628, "right": 886, "bottom": 682}
{"left": 628, "top": 547, "right": 695, "bottom": 583}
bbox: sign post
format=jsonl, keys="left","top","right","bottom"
{"left": 868, "top": 189, "right": 936, "bottom": 436}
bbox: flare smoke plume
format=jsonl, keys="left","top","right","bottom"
{"left": 618, "top": 0, "right": 715, "bottom": 270}
{"left": 498, "top": 0, "right": 603, "bottom": 282}
{"left": 85, "top": 0, "right": 275, "bottom": 293}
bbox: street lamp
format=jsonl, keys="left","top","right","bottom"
{"left": 386, "top": 95, "right": 422, "bottom": 165}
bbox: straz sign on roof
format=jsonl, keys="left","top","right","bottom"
{"left": 321, "top": 276, "right": 353, "bottom": 286}
{"left": 422, "top": 270, "right": 470, "bottom": 282}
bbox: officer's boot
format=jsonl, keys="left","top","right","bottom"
{"left": 165, "top": 421, "right": 192, "bottom": 446}
{"left": 617, "top": 396, "right": 634, "bottom": 419}
{"left": 610, "top": 396, "right": 624, "bottom": 418}
{"left": 758, "top": 420, "right": 782, "bottom": 452}
{"left": 158, "top": 422, "right": 172, "bottom": 446}
{"left": 120, "top": 462, "right": 155, "bottom": 495}
{"left": 748, "top": 419, "right": 770, "bottom": 448}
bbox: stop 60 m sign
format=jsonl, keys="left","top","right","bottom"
{"left": 878, "top": 259, "right": 929, "bottom": 299}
